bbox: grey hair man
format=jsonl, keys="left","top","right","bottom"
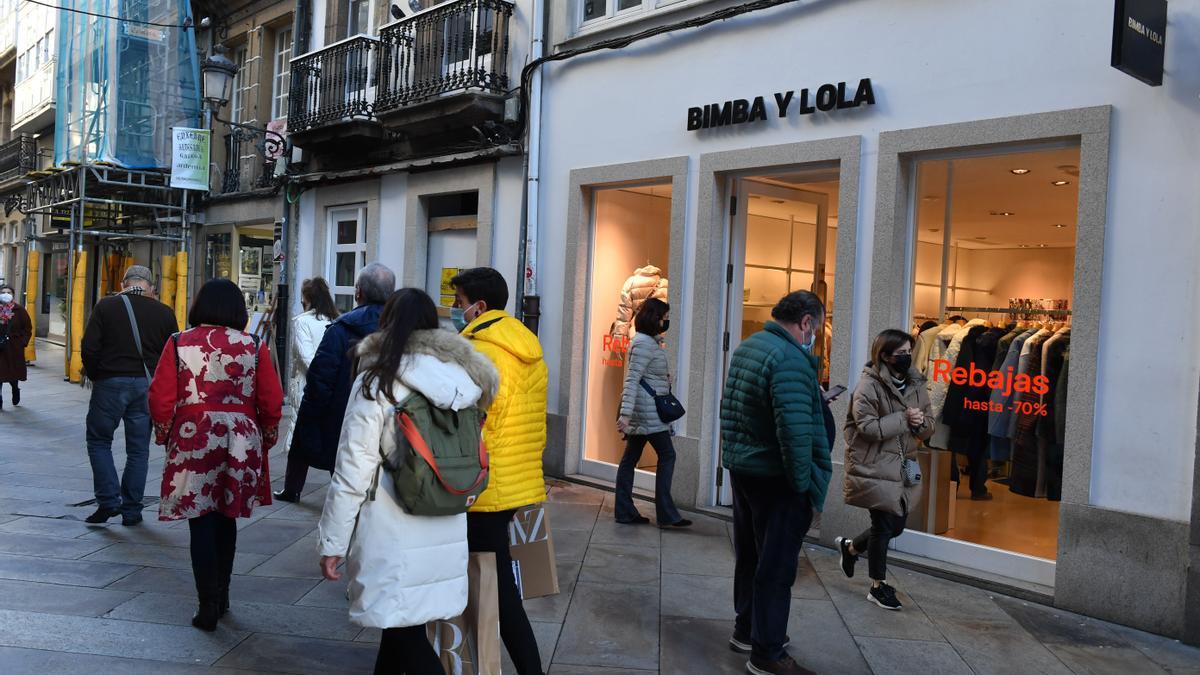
{"left": 277, "top": 263, "right": 396, "bottom": 497}
{"left": 80, "top": 265, "right": 179, "bottom": 525}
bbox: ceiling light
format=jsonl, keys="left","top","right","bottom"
{"left": 1052, "top": 223, "right": 1066, "bottom": 228}
{"left": 1052, "top": 180, "right": 1071, "bottom": 186}
{"left": 771, "top": 199, "right": 786, "bottom": 204}
{"left": 1039, "top": 244, "right": 1047, "bottom": 248}
{"left": 1019, "top": 244, "right": 1030, "bottom": 248}
{"left": 1010, "top": 168, "right": 1031, "bottom": 175}
{"left": 990, "top": 211, "right": 1016, "bottom": 216}
{"left": 922, "top": 195, "right": 939, "bottom": 201}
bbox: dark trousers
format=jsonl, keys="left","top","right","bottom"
{"left": 731, "top": 472, "right": 813, "bottom": 662}
{"left": 188, "top": 512, "right": 237, "bottom": 603}
{"left": 374, "top": 625, "right": 444, "bottom": 675}
{"left": 851, "top": 509, "right": 907, "bottom": 581}
{"left": 280, "top": 446, "right": 308, "bottom": 496}
{"left": 614, "top": 431, "right": 683, "bottom": 524}
{"left": 467, "top": 510, "right": 543, "bottom": 675}
{"left": 950, "top": 451, "right": 989, "bottom": 497}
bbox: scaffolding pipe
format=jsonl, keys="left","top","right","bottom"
{"left": 23, "top": 248, "right": 38, "bottom": 363}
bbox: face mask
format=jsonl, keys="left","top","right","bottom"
{"left": 660, "top": 319, "right": 670, "bottom": 334}
{"left": 449, "top": 308, "right": 468, "bottom": 332}
{"left": 801, "top": 330, "right": 816, "bottom": 352}
{"left": 891, "top": 354, "right": 913, "bottom": 373}
{"left": 0, "top": 293, "right": 12, "bottom": 304}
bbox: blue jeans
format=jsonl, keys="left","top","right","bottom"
{"left": 86, "top": 377, "right": 151, "bottom": 516}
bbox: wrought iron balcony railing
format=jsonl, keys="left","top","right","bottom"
{"left": 287, "top": 0, "right": 514, "bottom": 135}
{"left": 288, "top": 35, "right": 380, "bottom": 133}
{"left": 376, "top": 0, "right": 514, "bottom": 112}
{"left": 0, "top": 135, "right": 38, "bottom": 185}
{"left": 220, "top": 129, "right": 280, "bottom": 194}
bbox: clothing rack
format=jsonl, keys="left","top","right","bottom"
{"left": 944, "top": 305, "right": 1072, "bottom": 317}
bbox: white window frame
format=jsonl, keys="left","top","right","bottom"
{"left": 327, "top": 205, "right": 368, "bottom": 308}
{"left": 271, "top": 27, "right": 292, "bottom": 120}
{"left": 230, "top": 46, "right": 249, "bottom": 123}
{"left": 347, "top": 0, "right": 373, "bottom": 37}
{"left": 576, "top": 0, "right": 707, "bottom": 35}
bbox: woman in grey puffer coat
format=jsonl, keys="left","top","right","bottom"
{"left": 615, "top": 299, "right": 691, "bottom": 528}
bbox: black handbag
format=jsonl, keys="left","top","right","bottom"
{"left": 639, "top": 379, "right": 686, "bottom": 423}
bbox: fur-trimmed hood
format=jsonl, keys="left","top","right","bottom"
{"left": 356, "top": 328, "right": 500, "bottom": 410}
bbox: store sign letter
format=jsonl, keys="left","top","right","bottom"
{"left": 170, "top": 127, "right": 211, "bottom": 191}
{"left": 1111, "top": 0, "right": 1166, "bottom": 86}
{"left": 687, "top": 78, "right": 875, "bottom": 131}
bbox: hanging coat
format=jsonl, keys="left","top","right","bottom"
{"left": 1009, "top": 333, "right": 1051, "bottom": 498}
{"left": 149, "top": 326, "right": 283, "bottom": 521}
{"left": 610, "top": 265, "right": 669, "bottom": 339}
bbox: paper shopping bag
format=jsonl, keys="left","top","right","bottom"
{"left": 427, "top": 552, "right": 502, "bottom": 675}
{"left": 508, "top": 503, "right": 560, "bottom": 600}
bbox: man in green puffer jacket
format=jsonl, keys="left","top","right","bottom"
{"left": 720, "top": 290, "right": 832, "bottom": 675}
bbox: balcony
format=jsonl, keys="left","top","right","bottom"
{"left": 0, "top": 135, "right": 37, "bottom": 191}
{"left": 218, "top": 130, "right": 280, "bottom": 194}
{"left": 287, "top": 0, "right": 514, "bottom": 156}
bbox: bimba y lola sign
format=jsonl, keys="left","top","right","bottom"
{"left": 686, "top": 77, "right": 875, "bottom": 131}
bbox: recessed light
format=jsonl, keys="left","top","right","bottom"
{"left": 1019, "top": 244, "right": 1030, "bottom": 248}
{"left": 1052, "top": 180, "right": 1071, "bottom": 186}
{"left": 771, "top": 199, "right": 785, "bottom": 204}
{"left": 922, "top": 195, "right": 939, "bottom": 201}
{"left": 1052, "top": 223, "right": 1066, "bottom": 228}
{"left": 1039, "top": 244, "right": 1047, "bottom": 248}
{"left": 990, "top": 211, "right": 1016, "bottom": 216}
{"left": 1010, "top": 168, "right": 1031, "bottom": 175}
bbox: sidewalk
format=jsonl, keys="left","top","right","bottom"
{"left": 0, "top": 342, "right": 1198, "bottom": 673}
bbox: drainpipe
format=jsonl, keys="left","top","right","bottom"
{"left": 516, "top": 0, "right": 545, "bottom": 335}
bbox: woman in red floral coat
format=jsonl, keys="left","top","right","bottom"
{"left": 149, "top": 278, "right": 283, "bottom": 632}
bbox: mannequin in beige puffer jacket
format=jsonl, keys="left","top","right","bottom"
{"left": 611, "top": 265, "right": 669, "bottom": 338}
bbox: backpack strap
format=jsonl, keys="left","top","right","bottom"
{"left": 120, "top": 294, "right": 151, "bottom": 379}
{"left": 395, "top": 409, "right": 489, "bottom": 495}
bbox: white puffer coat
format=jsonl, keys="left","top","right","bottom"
{"left": 611, "top": 265, "right": 669, "bottom": 338}
{"left": 317, "top": 328, "right": 499, "bottom": 629}
{"left": 289, "top": 309, "right": 334, "bottom": 408}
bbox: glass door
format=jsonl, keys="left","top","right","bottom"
{"left": 716, "top": 175, "right": 833, "bottom": 505}
{"left": 328, "top": 206, "right": 367, "bottom": 313}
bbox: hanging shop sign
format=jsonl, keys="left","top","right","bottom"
{"left": 686, "top": 78, "right": 875, "bottom": 132}
{"left": 1111, "top": 0, "right": 1166, "bottom": 86}
{"left": 170, "top": 128, "right": 212, "bottom": 191}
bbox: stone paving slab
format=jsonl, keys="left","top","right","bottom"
{"left": 660, "top": 572, "right": 733, "bottom": 621}
{"left": 0, "top": 515, "right": 111, "bottom": 538}
{"left": 525, "top": 561, "right": 582, "bottom": 624}
{"left": 214, "top": 633, "right": 376, "bottom": 673}
{"left": 106, "top": 566, "right": 321, "bottom": 605}
{"left": 0, "top": 607, "right": 250, "bottom": 665}
{"left": 580, "top": 543, "right": 661, "bottom": 587}
{"left": 0, "top": 551, "right": 139, "bottom": 587}
{"left": 0, "top": 530, "right": 115, "bottom": 558}
{"left": 0, "top": 646, "right": 268, "bottom": 674}
{"left": 83, "top": 542, "right": 272, "bottom": 574}
{"left": 660, "top": 617, "right": 745, "bottom": 674}
{"left": 105, "top": 592, "right": 361, "bottom": 641}
{"left": 555, "top": 581, "right": 659, "bottom": 671}
{"left": 0, "top": 578, "right": 138, "bottom": 617}
{"left": 854, "top": 636, "right": 974, "bottom": 675}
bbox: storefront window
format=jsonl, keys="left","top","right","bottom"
{"left": 204, "top": 232, "right": 233, "bottom": 281}
{"left": 907, "top": 145, "right": 1080, "bottom": 560}
{"left": 583, "top": 182, "right": 672, "bottom": 471}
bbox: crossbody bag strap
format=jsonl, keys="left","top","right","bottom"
{"left": 639, "top": 379, "right": 658, "bottom": 397}
{"left": 120, "top": 294, "right": 151, "bottom": 379}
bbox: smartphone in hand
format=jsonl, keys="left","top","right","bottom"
{"left": 822, "top": 384, "right": 847, "bottom": 403}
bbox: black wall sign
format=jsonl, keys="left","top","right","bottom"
{"left": 686, "top": 78, "right": 875, "bottom": 132}
{"left": 1112, "top": 0, "right": 1166, "bottom": 86}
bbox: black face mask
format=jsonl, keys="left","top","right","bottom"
{"left": 890, "top": 354, "right": 913, "bottom": 373}
{"left": 660, "top": 319, "right": 670, "bottom": 334}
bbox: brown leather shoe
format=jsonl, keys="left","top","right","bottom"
{"left": 747, "top": 654, "right": 816, "bottom": 675}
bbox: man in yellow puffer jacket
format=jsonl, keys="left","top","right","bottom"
{"left": 450, "top": 267, "right": 548, "bottom": 675}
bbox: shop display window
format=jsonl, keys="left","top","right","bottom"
{"left": 905, "top": 145, "right": 1080, "bottom": 560}
{"left": 583, "top": 182, "right": 672, "bottom": 471}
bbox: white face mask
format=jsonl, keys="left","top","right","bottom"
{"left": 0, "top": 293, "right": 12, "bottom": 304}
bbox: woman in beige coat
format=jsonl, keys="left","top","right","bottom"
{"left": 835, "top": 329, "right": 934, "bottom": 611}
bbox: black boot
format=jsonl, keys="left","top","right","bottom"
{"left": 191, "top": 554, "right": 221, "bottom": 631}
{"left": 218, "top": 541, "right": 235, "bottom": 617}
{"left": 11, "top": 382, "right": 19, "bottom": 406}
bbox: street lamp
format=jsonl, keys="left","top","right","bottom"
{"left": 201, "top": 48, "right": 238, "bottom": 114}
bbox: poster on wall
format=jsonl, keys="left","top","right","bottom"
{"left": 169, "top": 128, "right": 211, "bottom": 190}
{"left": 240, "top": 248, "right": 262, "bottom": 277}
{"left": 439, "top": 267, "right": 460, "bottom": 307}
{"left": 238, "top": 274, "right": 261, "bottom": 293}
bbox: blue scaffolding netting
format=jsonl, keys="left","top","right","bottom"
{"left": 55, "top": 0, "right": 202, "bottom": 169}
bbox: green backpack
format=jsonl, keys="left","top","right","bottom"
{"left": 376, "top": 392, "right": 490, "bottom": 517}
